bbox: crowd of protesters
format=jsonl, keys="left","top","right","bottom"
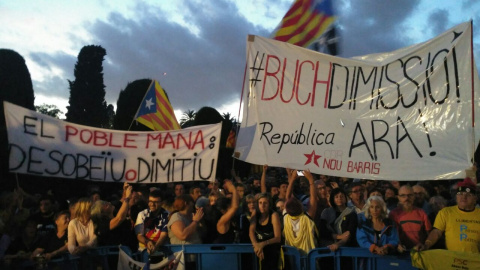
{"left": 0, "top": 165, "right": 479, "bottom": 269}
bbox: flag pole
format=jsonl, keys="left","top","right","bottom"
{"left": 128, "top": 79, "right": 155, "bottom": 131}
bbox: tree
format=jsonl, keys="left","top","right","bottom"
{"left": 192, "top": 107, "right": 234, "bottom": 179}
{"left": 180, "top": 109, "right": 196, "bottom": 128}
{"left": 222, "top": 112, "right": 237, "bottom": 126}
{"left": 113, "top": 79, "right": 154, "bottom": 131}
{"left": 66, "top": 45, "right": 111, "bottom": 128}
{"left": 35, "top": 104, "right": 63, "bottom": 119}
{"left": 0, "top": 49, "right": 35, "bottom": 185}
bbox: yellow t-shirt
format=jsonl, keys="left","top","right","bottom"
{"left": 434, "top": 206, "right": 480, "bottom": 253}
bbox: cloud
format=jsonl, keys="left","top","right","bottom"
{"left": 71, "top": 0, "right": 270, "bottom": 113}
{"left": 427, "top": 9, "right": 449, "bottom": 35}
{"left": 29, "top": 51, "right": 76, "bottom": 97}
{"left": 338, "top": 0, "right": 421, "bottom": 57}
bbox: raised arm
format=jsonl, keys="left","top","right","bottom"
{"left": 110, "top": 185, "right": 132, "bottom": 230}
{"left": 285, "top": 168, "right": 298, "bottom": 200}
{"left": 261, "top": 164, "right": 268, "bottom": 194}
{"left": 170, "top": 209, "right": 204, "bottom": 241}
{"left": 304, "top": 170, "right": 317, "bottom": 218}
{"left": 217, "top": 180, "right": 239, "bottom": 234}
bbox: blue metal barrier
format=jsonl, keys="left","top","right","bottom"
{"left": 167, "top": 244, "right": 257, "bottom": 270}
{"left": 307, "top": 247, "right": 420, "bottom": 270}
{"left": 282, "top": 245, "right": 304, "bottom": 270}
{"left": 9, "top": 244, "right": 422, "bottom": 270}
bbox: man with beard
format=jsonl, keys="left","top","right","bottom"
{"left": 389, "top": 185, "right": 431, "bottom": 251}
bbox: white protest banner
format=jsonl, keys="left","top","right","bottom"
{"left": 4, "top": 101, "right": 221, "bottom": 183}
{"left": 236, "top": 22, "right": 480, "bottom": 180}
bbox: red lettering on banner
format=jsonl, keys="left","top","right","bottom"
{"left": 124, "top": 134, "right": 138, "bottom": 148}
{"left": 347, "top": 161, "right": 381, "bottom": 175}
{"left": 65, "top": 125, "right": 78, "bottom": 141}
{"left": 93, "top": 131, "right": 107, "bottom": 146}
{"left": 64, "top": 126, "right": 138, "bottom": 148}
{"left": 163, "top": 133, "right": 175, "bottom": 148}
{"left": 262, "top": 55, "right": 331, "bottom": 107}
{"left": 80, "top": 130, "right": 93, "bottom": 144}
{"left": 192, "top": 131, "right": 205, "bottom": 149}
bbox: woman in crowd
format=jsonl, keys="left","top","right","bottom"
{"left": 357, "top": 196, "right": 399, "bottom": 255}
{"left": 167, "top": 195, "right": 204, "bottom": 245}
{"left": 67, "top": 198, "right": 97, "bottom": 255}
{"left": 236, "top": 194, "right": 255, "bottom": 243}
{"left": 90, "top": 184, "right": 133, "bottom": 247}
{"left": 320, "top": 188, "right": 358, "bottom": 251}
{"left": 249, "top": 193, "right": 282, "bottom": 269}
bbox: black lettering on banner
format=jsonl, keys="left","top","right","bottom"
{"left": 46, "top": 150, "right": 62, "bottom": 175}
{"left": 109, "top": 158, "right": 126, "bottom": 182}
{"left": 23, "top": 116, "right": 38, "bottom": 136}
{"left": 8, "top": 144, "right": 26, "bottom": 170}
{"left": 27, "top": 146, "right": 44, "bottom": 175}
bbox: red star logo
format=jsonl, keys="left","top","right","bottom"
{"left": 304, "top": 150, "right": 321, "bottom": 167}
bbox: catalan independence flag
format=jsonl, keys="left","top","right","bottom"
{"left": 135, "top": 80, "right": 180, "bottom": 131}
{"left": 273, "top": 0, "right": 336, "bottom": 47}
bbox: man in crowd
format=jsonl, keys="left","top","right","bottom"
{"left": 416, "top": 178, "right": 480, "bottom": 253}
{"left": 189, "top": 185, "right": 202, "bottom": 203}
{"left": 348, "top": 182, "right": 366, "bottom": 213}
{"left": 135, "top": 189, "right": 169, "bottom": 253}
{"left": 389, "top": 185, "right": 431, "bottom": 250}
{"left": 174, "top": 184, "right": 185, "bottom": 197}
{"left": 413, "top": 185, "right": 433, "bottom": 216}
{"left": 30, "top": 195, "right": 56, "bottom": 239}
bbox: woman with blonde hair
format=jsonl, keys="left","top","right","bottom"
{"left": 356, "top": 196, "right": 399, "bottom": 255}
{"left": 67, "top": 198, "right": 97, "bottom": 255}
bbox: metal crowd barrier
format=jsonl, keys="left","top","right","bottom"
{"left": 6, "top": 245, "right": 421, "bottom": 270}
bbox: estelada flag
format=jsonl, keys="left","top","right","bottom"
{"left": 272, "top": 0, "right": 336, "bottom": 47}
{"left": 135, "top": 80, "right": 180, "bottom": 131}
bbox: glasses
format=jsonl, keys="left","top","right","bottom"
{"left": 149, "top": 200, "right": 161, "bottom": 204}
{"left": 351, "top": 189, "right": 364, "bottom": 194}
{"left": 456, "top": 192, "right": 476, "bottom": 197}
{"left": 398, "top": 194, "right": 415, "bottom": 198}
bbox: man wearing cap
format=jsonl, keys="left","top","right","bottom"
{"left": 415, "top": 178, "right": 480, "bottom": 253}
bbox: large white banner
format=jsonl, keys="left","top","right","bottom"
{"left": 4, "top": 101, "right": 221, "bottom": 183}
{"left": 236, "top": 22, "right": 480, "bottom": 180}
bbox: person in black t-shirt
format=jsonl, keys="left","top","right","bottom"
{"left": 31, "top": 210, "right": 70, "bottom": 261}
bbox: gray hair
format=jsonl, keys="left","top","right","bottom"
{"left": 363, "top": 195, "right": 388, "bottom": 220}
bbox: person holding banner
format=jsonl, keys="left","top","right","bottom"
{"left": 67, "top": 198, "right": 97, "bottom": 255}
{"left": 415, "top": 178, "right": 480, "bottom": 253}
